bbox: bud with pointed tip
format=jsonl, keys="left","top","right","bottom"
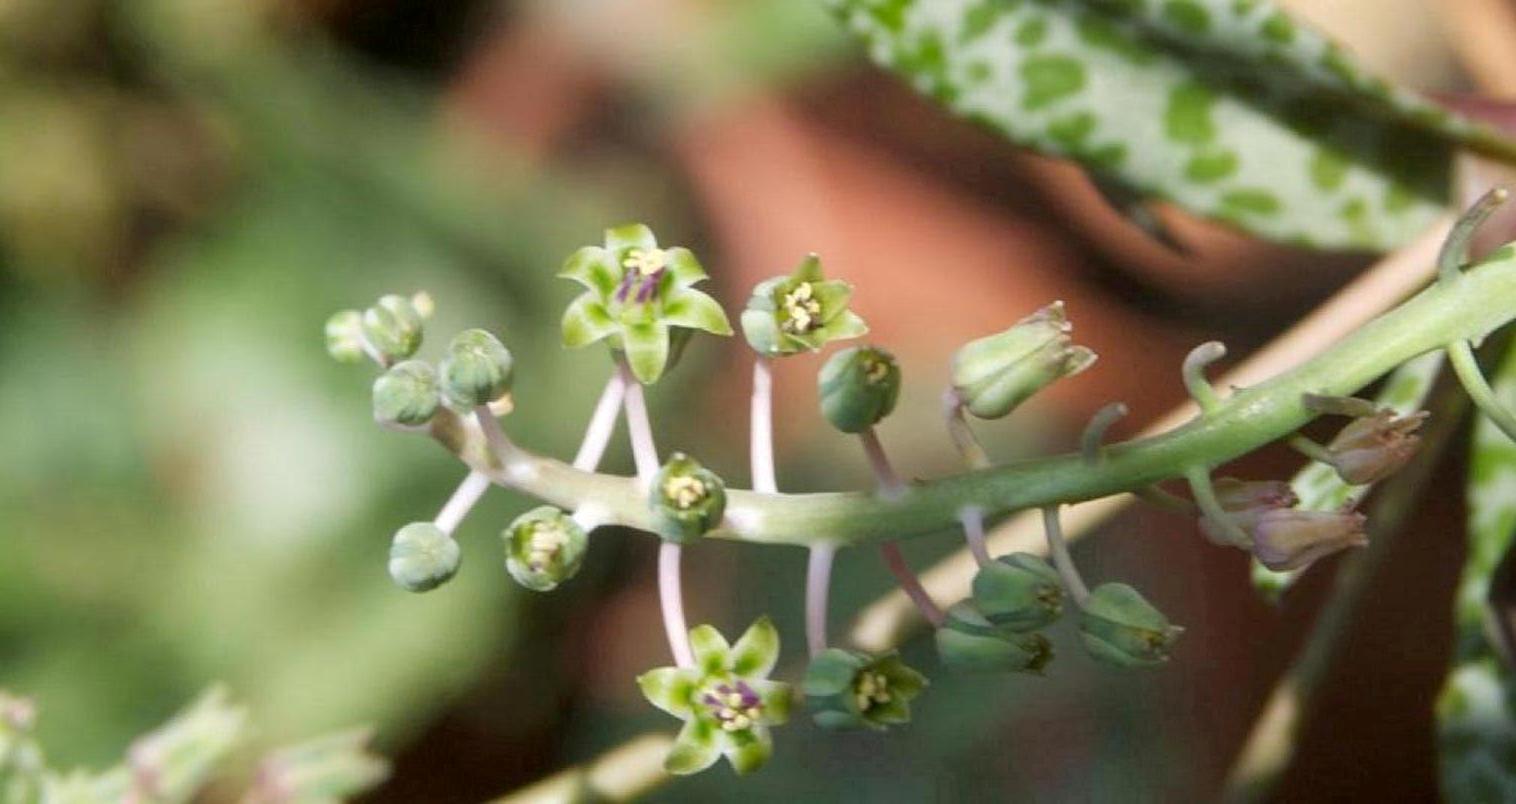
{"left": 1078, "top": 583, "right": 1183, "bottom": 668}
{"left": 1197, "top": 478, "right": 1298, "bottom": 545}
{"left": 1251, "top": 508, "right": 1368, "bottom": 571}
{"left": 951, "top": 303, "right": 1096, "bottom": 420}
{"left": 440, "top": 329, "right": 514, "bottom": 408}
{"left": 372, "top": 361, "right": 441, "bottom": 427}
{"left": 388, "top": 522, "right": 460, "bottom": 592}
{"left": 324, "top": 310, "right": 366, "bottom": 363}
{"left": 650, "top": 453, "right": 727, "bottom": 543}
{"left": 1324, "top": 409, "right": 1426, "bottom": 485}
{"left": 802, "top": 648, "right": 927, "bottom": 731}
{"left": 935, "top": 602, "right": 1053, "bottom": 674}
{"left": 361, "top": 294, "right": 425, "bottom": 361}
{"left": 503, "top": 506, "right": 589, "bottom": 592}
{"left": 971, "top": 553, "right": 1065, "bottom": 631}
{"left": 818, "top": 345, "right": 901, "bottom": 433}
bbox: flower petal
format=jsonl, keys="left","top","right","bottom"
{"left": 749, "top": 679, "right": 792, "bottom": 726}
{"left": 664, "top": 718, "right": 721, "bottom": 776}
{"left": 688, "top": 624, "right": 731, "bottom": 674}
{"left": 791, "top": 253, "right": 824, "bottom": 283}
{"left": 637, "top": 667, "right": 700, "bottom": 717}
{"left": 740, "top": 308, "right": 784, "bottom": 356}
{"left": 664, "top": 247, "right": 708, "bottom": 286}
{"left": 730, "top": 615, "right": 780, "bottom": 678}
{"left": 558, "top": 246, "right": 620, "bottom": 297}
{"left": 622, "top": 321, "right": 670, "bottom": 384}
{"left": 561, "top": 294, "right": 618, "bottom": 349}
{"left": 604, "top": 223, "right": 658, "bottom": 255}
{"left": 662, "top": 288, "right": 733, "bottom": 337}
{"left": 720, "top": 726, "right": 773, "bottom": 775}
{"left": 811, "top": 280, "right": 853, "bottom": 319}
{"left": 820, "top": 310, "right": 869, "bottom": 345}
{"left": 801, "top": 648, "right": 862, "bottom": 698}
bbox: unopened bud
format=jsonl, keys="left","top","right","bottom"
{"left": 1197, "top": 478, "right": 1297, "bottom": 545}
{"left": 970, "top": 553, "right": 1065, "bottom": 631}
{"left": 324, "top": 310, "right": 366, "bottom": 363}
{"left": 802, "top": 648, "right": 927, "bottom": 731}
{"left": 935, "top": 602, "right": 1053, "bottom": 674}
{"left": 372, "top": 360, "right": 441, "bottom": 427}
{"left": 440, "top": 329, "right": 514, "bottom": 408}
{"left": 503, "top": 506, "right": 589, "bottom": 592}
{"left": 649, "top": 454, "right": 727, "bottom": 543}
{"left": 1251, "top": 508, "right": 1368, "bottom": 571}
{"left": 818, "top": 345, "right": 901, "bottom": 433}
{"left": 1324, "top": 409, "right": 1426, "bottom": 485}
{"left": 1079, "top": 583, "right": 1183, "bottom": 668}
{"left": 951, "top": 302, "right": 1096, "bottom": 420}
{"left": 387, "top": 522, "right": 460, "bottom": 593}
{"left": 361, "top": 294, "right": 424, "bottom": 361}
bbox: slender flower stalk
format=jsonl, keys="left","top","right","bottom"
{"left": 1448, "top": 340, "right": 1516, "bottom": 443}
{"left": 1183, "top": 341, "right": 1228, "bottom": 414}
{"left": 960, "top": 507, "right": 991, "bottom": 568}
{"left": 1187, "top": 465, "right": 1253, "bottom": 548}
{"left": 1041, "top": 506, "right": 1090, "bottom": 606}
{"left": 1286, "top": 435, "right": 1333, "bottom": 463}
{"left": 574, "top": 373, "right": 628, "bottom": 471}
{"left": 857, "top": 427, "right": 944, "bottom": 628}
{"left": 805, "top": 544, "right": 836, "bottom": 657}
{"left": 1080, "top": 402, "right": 1129, "bottom": 464}
{"left": 942, "top": 390, "right": 992, "bottom": 470}
{"left": 434, "top": 471, "right": 491, "bottom": 536}
{"left": 859, "top": 428, "right": 904, "bottom": 499}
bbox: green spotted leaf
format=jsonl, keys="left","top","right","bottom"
{"left": 1438, "top": 345, "right": 1516, "bottom": 800}
{"left": 1250, "top": 351, "right": 1443, "bottom": 599}
{"left": 825, "top": 0, "right": 1516, "bottom": 251}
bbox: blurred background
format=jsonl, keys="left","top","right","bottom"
{"left": 0, "top": 0, "right": 1509, "bottom": 800}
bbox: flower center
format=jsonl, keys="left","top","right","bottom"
{"left": 863, "top": 356, "right": 890, "bottom": 384}
{"left": 616, "top": 248, "right": 668, "bottom": 304}
{"left": 702, "top": 681, "right": 763, "bottom": 732}
{"left": 780, "top": 282, "right": 823, "bottom": 334}
{"left": 526, "top": 523, "right": 565, "bottom": 571}
{"left": 663, "top": 475, "right": 707, "bottom": 510}
{"left": 624, "top": 248, "right": 667, "bottom": 277}
{"left": 852, "top": 671, "right": 892, "bottom": 713}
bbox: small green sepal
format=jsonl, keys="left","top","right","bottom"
{"left": 802, "top": 648, "right": 927, "bottom": 731}
{"left": 387, "top": 522, "right": 460, "bottom": 593}
{"left": 740, "top": 254, "right": 869, "bottom": 356}
{"left": 818, "top": 345, "right": 901, "bottom": 433}
{"left": 439, "top": 328, "right": 514, "bottom": 408}
{"left": 502, "top": 506, "right": 588, "bottom": 592}
{"left": 951, "top": 303, "right": 1095, "bottom": 420}
{"left": 1078, "top": 583, "right": 1184, "bottom": 668}
{"left": 935, "top": 602, "right": 1053, "bottom": 674}
{"left": 971, "top": 553, "right": 1065, "bottom": 632}
{"left": 372, "top": 360, "right": 441, "bottom": 427}
{"left": 649, "top": 453, "right": 727, "bottom": 543}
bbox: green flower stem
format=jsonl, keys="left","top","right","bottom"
{"left": 1438, "top": 187, "right": 1510, "bottom": 284}
{"left": 960, "top": 507, "right": 991, "bottom": 568}
{"left": 1041, "top": 506, "right": 1090, "bottom": 606}
{"left": 434, "top": 252, "right": 1516, "bottom": 551}
{"left": 1080, "top": 402, "right": 1129, "bottom": 464}
{"left": 942, "top": 391, "right": 992, "bottom": 471}
{"left": 1182, "top": 341, "right": 1228, "bottom": 414}
{"left": 1448, "top": 339, "right": 1516, "bottom": 443}
{"left": 1286, "top": 435, "right": 1334, "bottom": 464}
{"left": 857, "top": 427, "right": 946, "bottom": 628}
{"left": 433, "top": 471, "right": 490, "bottom": 536}
{"left": 805, "top": 543, "right": 836, "bottom": 658}
{"left": 1186, "top": 465, "right": 1252, "bottom": 548}
{"left": 573, "top": 372, "right": 627, "bottom": 471}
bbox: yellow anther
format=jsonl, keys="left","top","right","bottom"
{"left": 623, "top": 248, "right": 667, "bottom": 277}
{"left": 724, "top": 692, "right": 745, "bottom": 708}
{"left": 663, "top": 475, "right": 708, "bottom": 509}
{"left": 781, "top": 282, "right": 824, "bottom": 334}
{"left": 864, "top": 358, "right": 889, "bottom": 384}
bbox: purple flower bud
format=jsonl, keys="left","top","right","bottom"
{"left": 1250, "top": 508, "right": 1368, "bottom": 571}
{"left": 1197, "top": 478, "right": 1297, "bottom": 545}
{"left": 1325, "top": 410, "right": 1427, "bottom": 485}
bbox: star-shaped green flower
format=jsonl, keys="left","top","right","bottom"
{"left": 740, "top": 254, "right": 868, "bottom": 356}
{"left": 802, "top": 648, "right": 927, "bottom": 731}
{"left": 560, "top": 224, "right": 732, "bottom": 384}
{"left": 636, "top": 617, "right": 791, "bottom": 776}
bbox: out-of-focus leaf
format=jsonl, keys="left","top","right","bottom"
{"left": 1439, "top": 345, "right": 1516, "bottom": 800}
{"left": 824, "top": 0, "right": 1516, "bottom": 250}
{"left": 1251, "top": 351, "right": 1443, "bottom": 598}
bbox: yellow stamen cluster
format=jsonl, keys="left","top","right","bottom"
{"left": 853, "top": 671, "right": 892, "bottom": 713}
{"left": 781, "top": 282, "right": 823, "bottom": 334}
{"left": 623, "top": 248, "right": 667, "bottom": 277}
{"left": 716, "top": 692, "right": 763, "bottom": 732}
{"left": 864, "top": 357, "right": 890, "bottom": 384}
{"left": 526, "top": 523, "right": 565, "bottom": 571}
{"left": 663, "top": 475, "right": 708, "bottom": 510}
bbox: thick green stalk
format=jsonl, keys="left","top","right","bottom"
{"left": 444, "top": 253, "right": 1516, "bottom": 549}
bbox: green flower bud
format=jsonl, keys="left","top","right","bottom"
{"left": 503, "top": 506, "right": 589, "bottom": 592}
{"left": 387, "top": 522, "right": 460, "bottom": 593}
{"left": 439, "top": 329, "right": 514, "bottom": 408}
{"left": 649, "top": 453, "right": 727, "bottom": 543}
{"left": 951, "top": 302, "right": 1096, "bottom": 420}
{"left": 818, "top": 345, "right": 901, "bottom": 433}
{"left": 802, "top": 648, "right": 927, "bottom": 731}
{"left": 371, "top": 360, "right": 441, "bottom": 427}
{"left": 361, "top": 294, "right": 424, "bottom": 361}
{"left": 935, "top": 602, "right": 1053, "bottom": 674}
{"left": 1078, "top": 583, "right": 1184, "bottom": 668}
{"left": 740, "top": 255, "right": 869, "bottom": 356}
{"left": 324, "top": 310, "right": 367, "bottom": 363}
{"left": 971, "top": 553, "right": 1065, "bottom": 632}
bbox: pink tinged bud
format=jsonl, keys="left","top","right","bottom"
{"left": 1325, "top": 410, "right": 1427, "bottom": 485}
{"left": 1197, "top": 478, "right": 1298, "bottom": 546}
{"left": 1250, "top": 509, "right": 1369, "bottom": 571}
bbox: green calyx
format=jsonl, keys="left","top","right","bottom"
{"left": 559, "top": 223, "right": 732, "bottom": 384}
{"left": 802, "top": 648, "right": 927, "bottom": 731}
{"left": 361, "top": 294, "right": 427, "bottom": 362}
{"left": 740, "top": 254, "right": 869, "bottom": 356}
{"left": 649, "top": 453, "right": 727, "bottom": 543}
{"left": 502, "top": 506, "right": 588, "bottom": 592}
{"left": 637, "top": 617, "right": 791, "bottom": 776}
{"left": 936, "top": 602, "right": 1053, "bottom": 674}
{"left": 387, "top": 522, "right": 460, "bottom": 593}
{"left": 952, "top": 302, "right": 1096, "bottom": 420}
{"left": 372, "top": 360, "right": 441, "bottom": 427}
{"left": 440, "top": 328, "right": 514, "bottom": 408}
{"left": 818, "top": 345, "right": 901, "bottom": 434}
{"left": 971, "top": 553, "right": 1066, "bottom": 632}
{"left": 1078, "top": 583, "right": 1184, "bottom": 667}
